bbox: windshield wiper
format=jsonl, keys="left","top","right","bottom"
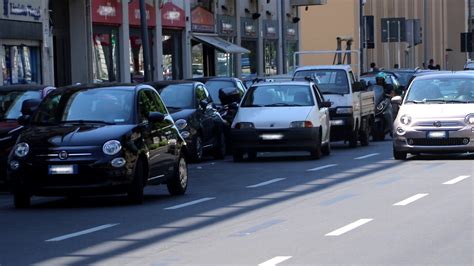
{"left": 59, "top": 120, "right": 115, "bottom": 125}
{"left": 405, "top": 100, "right": 425, "bottom": 104}
{"left": 264, "top": 103, "right": 304, "bottom": 107}
{"left": 166, "top": 106, "right": 182, "bottom": 109}
{"left": 242, "top": 104, "right": 263, "bottom": 107}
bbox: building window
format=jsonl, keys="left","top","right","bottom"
{"left": 286, "top": 41, "right": 298, "bottom": 74}
{"left": 162, "top": 30, "right": 183, "bottom": 80}
{"left": 241, "top": 40, "right": 257, "bottom": 77}
{"left": 129, "top": 29, "right": 154, "bottom": 83}
{"left": 264, "top": 40, "right": 277, "bottom": 76}
{"left": 191, "top": 0, "right": 213, "bottom": 12}
{"left": 1, "top": 45, "right": 41, "bottom": 85}
{"left": 92, "top": 27, "right": 120, "bottom": 83}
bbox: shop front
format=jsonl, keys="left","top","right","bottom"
{"left": 0, "top": 0, "right": 43, "bottom": 85}
{"left": 161, "top": 1, "right": 185, "bottom": 80}
{"left": 263, "top": 20, "right": 278, "bottom": 76}
{"left": 91, "top": 0, "right": 122, "bottom": 83}
{"left": 240, "top": 17, "right": 258, "bottom": 78}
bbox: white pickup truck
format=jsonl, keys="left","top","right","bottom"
{"left": 293, "top": 65, "right": 375, "bottom": 147}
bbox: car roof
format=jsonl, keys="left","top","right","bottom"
{"left": 251, "top": 81, "right": 312, "bottom": 87}
{"left": 53, "top": 83, "right": 141, "bottom": 93}
{"left": 295, "top": 65, "right": 352, "bottom": 72}
{"left": 189, "top": 77, "right": 239, "bottom": 83}
{"left": 145, "top": 80, "right": 197, "bottom": 88}
{"left": 0, "top": 84, "right": 50, "bottom": 91}
{"left": 414, "top": 72, "right": 474, "bottom": 80}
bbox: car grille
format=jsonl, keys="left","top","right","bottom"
{"left": 408, "top": 138, "right": 470, "bottom": 146}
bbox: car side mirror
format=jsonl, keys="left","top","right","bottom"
{"left": 391, "top": 96, "right": 403, "bottom": 105}
{"left": 148, "top": 112, "right": 165, "bottom": 123}
{"left": 320, "top": 101, "right": 332, "bottom": 108}
{"left": 18, "top": 115, "right": 31, "bottom": 126}
{"left": 21, "top": 98, "right": 41, "bottom": 117}
{"left": 199, "top": 100, "right": 209, "bottom": 110}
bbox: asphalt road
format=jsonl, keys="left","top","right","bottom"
{"left": 0, "top": 141, "right": 473, "bottom": 265}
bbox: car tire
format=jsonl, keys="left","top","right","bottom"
{"left": 213, "top": 132, "right": 226, "bottom": 160}
{"left": 13, "top": 190, "right": 31, "bottom": 209}
{"left": 127, "top": 159, "right": 145, "bottom": 204}
{"left": 247, "top": 151, "right": 257, "bottom": 161}
{"left": 167, "top": 155, "right": 188, "bottom": 196}
{"left": 393, "top": 149, "right": 407, "bottom": 160}
{"left": 360, "top": 121, "right": 370, "bottom": 147}
{"left": 190, "top": 135, "right": 204, "bottom": 163}
{"left": 233, "top": 151, "right": 244, "bottom": 162}
{"left": 322, "top": 141, "right": 331, "bottom": 156}
{"left": 348, "top": 129, "right": 359, "bottom": 148}
{"left": 310, "top": 136, "right": 322, "bottom": 160}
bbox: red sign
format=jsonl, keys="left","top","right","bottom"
{"left": 129, "top": 0, "right": 156, "bottom": 27}
{"left": 191, "top": 6, "right": 215, "bottom": 32}
{"left": 92, "top": 0, "right": 122, "bottom": 25}
{"left": 161, "top": 2, "right": 185, "bottom": 28}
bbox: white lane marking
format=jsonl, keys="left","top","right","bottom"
{"left": 307, "top": 164, "right": 338, "bottom": 172}
{"left": 325, "top": 219, "right": 373, "bottom": 236}
{"left": 354, "top": 153, "right": 380, "bottom": 160}
{"left": 45, "top": 224, "right": 119, "bottom": 242}
{"left": 443, "top": 175, "right": 471, "bottom": 185}
{"left": 393, "top": 193, "right": 429, "bottom": 206}
{"left": 258, "top": 256, "right": 292, "bottom": 266}
{"left": 247, "top": 178, "right": 286, "bottom": 188}
{"left": 164, "top": 197, "right": 215, "bottom": 210}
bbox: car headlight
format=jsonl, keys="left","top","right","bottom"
{"left": 175, "top": 119, "right": 188, "bottom": 130}
{"left": 103, "top": 140, "right": 122, "bottom": 156}
{"left": 465, "top": 114, "right": 474, "bottom": 125}
{"left": 400, "top": 115, "right": 412, "bottom": 126}
{"left": 14, "top": 143, "right": 29, "bottom": 158}
{"left": 336, "top": 107, "right": 353, "bottom": 114}
{"left": 376, "top": 101, "right": 386, "bottom": 111}
{"left": 290, "top": 121, "right": 313, "bottom": 128}
{"left": 235, "top": 122, "right": 255, "bottom": 129}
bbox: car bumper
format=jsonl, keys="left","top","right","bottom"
{"left": 7, "top": 159, "right": 135, "bottom": 196}
{"left": 393, "top": 127, "right": 474, "bottom": 153}
{"left": 231, "top": 127, "right": 321, "bottom": 152}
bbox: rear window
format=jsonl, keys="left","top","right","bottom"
{"left": 294, "top": 69, "right": 349, "bottom": 94}
{"left": 157, "top": 84, "right": 194, "bottom": 109}
{"left": 242, "top": 85, "right": 314, "bottom": 107}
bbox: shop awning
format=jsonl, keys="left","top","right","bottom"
{"left": 192, "top": 34, "right": 250, "bottom": 54}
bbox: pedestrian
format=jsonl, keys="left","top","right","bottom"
{"left": 428, "top": 59, "right": 437, "bottom": 70}
{"left": 393, "top": 63, "right": 399, "bottom": 69}
{"left": 370, "top": 62, "right": 379, "bottom": 72}
{"left": 435, "top": 64, "right": 441, "bottom": 71}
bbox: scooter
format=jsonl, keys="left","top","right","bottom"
{"left": 371, "top": 85, "right": 394, "bottom": 141}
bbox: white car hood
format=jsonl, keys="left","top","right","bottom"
{"left": 399, "top": 103, "right": 474, "bottom": 119}
{"left": 234, "top": 107, "right": 313, "bottom": 129}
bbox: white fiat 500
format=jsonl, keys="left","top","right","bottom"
{"left": 392, "top": 72, "right": 474, "bottom": 160}
{"left": 231, "top": 81, "right": 331, "bottom": 161}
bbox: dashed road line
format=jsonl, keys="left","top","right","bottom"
{"left": 307, "top": 164, "right": 338, "bottom": 172}
{"left": 325, "top": 219, "right": 373, "bottom": 236}
{"left": 393, "top": 193, "right": 429, "bottom": 206}
{"left": 354, "top": 153, "right": 380, "bottom": 160}
{"left": 258, "top": 256, "right": 292, "bottom": 266}
{"left": 443, "top": 175, "right": 471, "bottom": 185}
{"left": 247, "top": 178, "right": 286, "bottom": 188}
{"left": 233, "top": 219, "right": 285, "bottom": 237}
{"left": 164, "top": 197, "right": 216, "bottom": 210}
{"left": 45, "top": 224, "right": 119, "bottom": 242}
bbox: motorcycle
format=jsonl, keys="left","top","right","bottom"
{"left": 371, "top": 85, "right": 394, "bottom": 141}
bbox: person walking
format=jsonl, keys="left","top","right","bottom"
{"left": 428, "top": 59, "right": 437, "bottom": 70}
{"left": 370, "top": 62, "right": 379, "bottom": 72}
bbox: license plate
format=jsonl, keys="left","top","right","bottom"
{"left": 48, "top": 165, "right": 77, "bottom": 175}
{"left": 427, "top": 131, "right": 447, "bottom": 139}
{"left": 260, "top": 134, "right": 284, "bottom": 140}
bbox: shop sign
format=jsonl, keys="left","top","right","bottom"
{"left": 1, "top": 0, "right": 42, "bottom": 22}
{"left": 92, "top": 0, "right": 122, "bottom": 25}
{"left": 129, "top": 0, "right": 156, "bottom": 27}
{"left": 191, "top": 6, "right": 215, "bottom": 33}
{"left": 161, "top": 1, "right": 185, "bottom": 28}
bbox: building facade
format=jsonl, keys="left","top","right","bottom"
{"left": 300, "top": 0, "right": 469, "bottom": 73}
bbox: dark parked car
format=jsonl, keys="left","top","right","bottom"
{"left": 7, "top": 83, "right": 188, "bottom": 208}
{"left": 0, "top": 85, "right": 54, "bottom": 188}
{"left": 147, "top": 81, "right": 226, "bottom": 162}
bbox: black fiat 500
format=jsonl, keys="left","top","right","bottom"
{"left": 7, "top": 83, "right": 188, "bottom": 208}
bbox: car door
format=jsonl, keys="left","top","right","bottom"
{"left": 313, "top": 85, "right": 330, "bottom": 143}
{"left": 137, "top": 89, "right": 169, "bottom": 181}
{"left": 195, "top": 84, "right": 216, "bottom": 146}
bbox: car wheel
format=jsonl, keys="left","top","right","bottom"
{"left": 348, "top": 129, "right": 359, "bottom": 148}
{"left": 233, "top": 151, "right": 244, "bottom": 162}
{"left": 127, "top": 159, "right": 145, "bottom": 204}
{"left": 393, "top": 148, "right": 407, "bottom": 160}
{"left": 310, "top": 136, "right": 322, "bottom": 160}
{"left": 190, "top": 135, "right": 204, "bottom": 163}
{"left": 247, "top": 151, "right": 257, "bottom": 161}
{"left": 360, "top": 121, "right": 370, "bottom": 146}
{"left": 322, "top": 141, "right": 331, "bottom": 156}
{"left": 167, "top": 155, "right": 188, "bottom": 196}
{"left": 13, "top": 190, "right": 31, "bottom": 209}
{"left": 213, "top": 132, "right": 226, "bottom": 160}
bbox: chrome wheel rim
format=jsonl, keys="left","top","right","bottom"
{"left": 179, "top": 158, "right": 188, "bottom": 188}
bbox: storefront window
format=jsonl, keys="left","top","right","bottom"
{"left": 1, "top": 45, "right": 41, "bottom": 85}
{"left": 216, "top": 52, "right": 234, "bottom": 77}
{"left": 264, "top": 40, "right": 277, "bottom": 76}
{"left": 192, "top": 43, "right": 204, "bottom": 78}
{"left": 162, "top": 30, "right": 183, "bottom": 80}
{"left": 129, "top": 29, "right": 154, "bottom": 83}
{"left": 92, "top": 27, "right": 119, "bottom": 83}
{"left": 286, "top": 41, "right": 298, "bottom": 74}
{"left": 241, "top": 40, "right": 257, "bottom": 78}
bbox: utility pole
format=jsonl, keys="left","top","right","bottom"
{"left": 139, "top": 0, "right": 152, "bottom": 82}
{"left": 359, "top": 0, "right": 365, "bottom": 72}
{"left": 423, "top": 0, "right": 429, "bottom": 67}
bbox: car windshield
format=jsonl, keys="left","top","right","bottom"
{"left": 242, "top": 85, "right": 314, "bottom": 107}
{"left": 294, "top": 69, "right": 349, "bottom": 94}
{"left": 0, "top": 90, "right": 41, "bottom": 121}
{"left": 205, "top": 80, "right": 234, "bottom": 105}
{"left": 393, "top": 72, "right": 415, "bottom": 86}
{"left": 157, "top": 84, "right": 194, "bottom": 109}
{"left": 405, "top": 77, "right": 474, "bottom": 103}
{"left": 33, "top": 88, "right": 134, "bottom": 125}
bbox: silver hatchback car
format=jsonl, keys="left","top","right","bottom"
{"left": 392, "top": 72, "right": 474, "bottom": 160}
